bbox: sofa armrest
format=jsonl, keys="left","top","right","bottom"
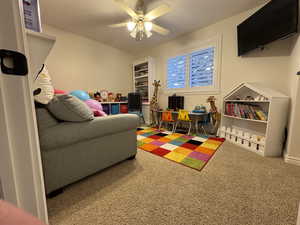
{"left": 39, "top": 114, "right": 139, "bottom": 151}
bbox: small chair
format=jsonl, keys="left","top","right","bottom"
{"left": 128, "top": 92, "right": 145, "bottom": 124}
{"left": 174, "top": 110, "right": 192, "bottom": 135}
{"left": 159, "top": 111, "right": 175, "bottom": 132}
{"left": 198, "top": 113, "right": 210, "bottom": 136}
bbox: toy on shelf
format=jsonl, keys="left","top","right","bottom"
{"left": 245, "top": 96, "right": 255, "bottom": 101}
{"left": 207, "top": 96, "right": 221, "bottom": 135}
{"left": 150, "top": 80, "right": 161, "bottom": 127}
{"left": 93, "top": 91, "right": 102, "bottom": 101}
{"left": 115, "top": 93, "right": 122, "bottom": 102}
{"left": 108, "top": 92, "right": 115, "bottom": 102}
{"left": 100, "top": 90, "right": 108, "bottom": 102}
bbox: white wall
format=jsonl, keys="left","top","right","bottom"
{"left": 44, "top": 25, "right": 134, "bottom": 95}
{"left": 285, "top": 35, "right": 300, "bottom": 162}
{"left": 137, "top": 7, "right": 292, "bottom": 111}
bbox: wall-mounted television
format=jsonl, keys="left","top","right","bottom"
{"left": 237, "top": 0, "right": 299, "bottom": 56}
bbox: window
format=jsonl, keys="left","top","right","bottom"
{"left": 190, "top": 47, "right": 214, "bottom": 88}
{"left": 166, "top": 40, "right": 220, "bottom": 93}
{"left": 167, "top": 55, "right": 187, "bottom": 89}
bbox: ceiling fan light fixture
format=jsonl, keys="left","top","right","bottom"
{"left": 145, "top": 30, "right": 152, "bottom": 38}
{"left": 136, "top": 30, "right": 144, "bottom": 41}
{"left": 130, "top": 28, "right": 137, "bottom": 38}
{"left": 127, "top": 21, "right": 136, "bottom": 31}
{"left": 110, "top": 0, "right": 171, "bottom": 40}
{"left": 144, "top": 21, "right": 153, "bottom": 32}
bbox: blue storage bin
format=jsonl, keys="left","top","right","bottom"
{"left": 111, "top": 104, "right": 120, "bottom": 115}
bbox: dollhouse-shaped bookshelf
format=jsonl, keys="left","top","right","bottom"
{"left": 221, "top": 83, "right": 289, "bottom": 157}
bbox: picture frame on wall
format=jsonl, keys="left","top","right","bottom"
{"left": 23, "top": 0, "right": 42, "bottom": 32}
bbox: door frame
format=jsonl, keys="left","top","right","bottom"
{"left": 0, "top": 0, "right": 48, "bottom": 223}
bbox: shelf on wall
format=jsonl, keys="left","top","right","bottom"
{"left": 136, "top": 85, "right": 148, "bottom": 88}
{"left": 26, "top": 29, "right": 56, "bottom": 41}
{"left": 135, "top": 75, "right": 148, "bottom": 79}
{"left": 223, "top": 115, "right": 268, "bottom": 123}
{"left": 101, "top": 102, "right": 128, "bottom": 104}
{"left": 135, "top": 68, "right": 148, "bottom": 73}
{"left": 224, "top": 100, "right": 270, "bottom": 103}
{"left": 26, "top": 29, "right": 56, "bottom": 76}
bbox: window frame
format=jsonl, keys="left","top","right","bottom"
{"left": 164, "top": 36, "right": 222, "bottom": 94}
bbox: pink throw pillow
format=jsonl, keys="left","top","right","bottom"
{"left": 54, "top": 89, "right": 66, "bottom": 95}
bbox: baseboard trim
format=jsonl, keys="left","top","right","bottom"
{"left": 284, "top": 154, "right": 300, "bottom": 166}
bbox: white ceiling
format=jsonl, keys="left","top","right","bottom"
{"left": 40, "top": 0, "right": 267, "bottom": 54}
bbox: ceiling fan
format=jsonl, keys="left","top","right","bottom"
{"left": 109, "top": 0, "right": 171, "bottom": 41}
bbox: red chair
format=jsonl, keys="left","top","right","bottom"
{"left": 159, "top": 111, "right": 175, "bottom": 132}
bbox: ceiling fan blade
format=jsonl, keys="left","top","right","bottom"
{"left": 114, "top": 0, "right": 138, "bottom": 19}
{"left": 152, "top": 23, "right": 170, "bottom": 35}
{"left": 108, "top": 22, "right": 128, "bottom": 28}
{"left": 144, "top": 4, "right": 171, "bottom": 21}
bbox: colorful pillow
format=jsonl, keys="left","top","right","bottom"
{"left": 85, "top": 99, "right": 107, "bottom": 117}
{"left": 70, "top": 90, "right": 90, "bottom": 101}
{"left": 54, "top": 89, "right": 66, "bottom": 95}
{"left": 33, "top": 65, "right": 54, "bottom": 104}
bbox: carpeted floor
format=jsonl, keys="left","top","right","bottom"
{"left": 47, "top": 142, "right": 300, "bottom": 225}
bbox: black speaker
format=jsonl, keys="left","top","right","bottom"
{"left": 168, "top": 96, "right": 184, "bottom": 111}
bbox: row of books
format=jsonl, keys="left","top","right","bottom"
{"left": 225, "top": 103, "right": 268, "bottom": 121}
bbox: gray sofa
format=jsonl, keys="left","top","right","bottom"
{"left": 36, "top": 107, "right": 139, "bottom": 195}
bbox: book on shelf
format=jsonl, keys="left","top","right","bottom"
{"left": 225, "top": 103, "right": 268, "bottom": 121}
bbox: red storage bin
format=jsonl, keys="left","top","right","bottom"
{"left": 120, "top": 104, "right": 128, "bottom": 113}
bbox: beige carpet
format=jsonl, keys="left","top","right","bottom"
{"left": 47, "top": 142, "right": 300, "bottom": 225}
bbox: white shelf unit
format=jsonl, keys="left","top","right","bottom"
{"left": 133, "top": 57, "right": 155, "bottom": 124}
{"left": 133, "top": 57, "right": 155, "bottom": 103}
{"left": 221, "top": 82, "right": 289, "bottom": 157}
{"left": 26, "top": 29, "right": 56, "bottom": 76}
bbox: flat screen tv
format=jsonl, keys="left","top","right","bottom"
{"left": 238, "top": 0, "right": 299, "bottom": 56}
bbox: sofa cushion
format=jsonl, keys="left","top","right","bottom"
{"left": 47, "top": 95, "right": 94, "bottom": 122}
{"left": 35, "top": 107, "right": 58, "bottom": 131}
{"left": 39, "top": 114, "right": 139, "bottom": 151}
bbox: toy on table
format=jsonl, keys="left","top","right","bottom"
{"left": 192, "top": 105, "right": 207, "bottom": 113}
{"left": 85, "top": 99, "right": 107, "bottom": 117}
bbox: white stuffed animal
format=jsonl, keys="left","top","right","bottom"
{"left": 33, "top": 65, "right": 54, "bottom": 104}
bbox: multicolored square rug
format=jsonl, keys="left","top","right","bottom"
{"left": 137, "top": 127, "right": 225, "bottom": 171}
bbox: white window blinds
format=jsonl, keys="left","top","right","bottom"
{"left": 189, "top": 47, "right": 215, "bottom": 88}
{"left": 167, "top": 55, "right": 187, "bottom": 89}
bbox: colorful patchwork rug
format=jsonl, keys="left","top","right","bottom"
{"left": 137, "top": 127, "right": 225, "bottom": 171}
